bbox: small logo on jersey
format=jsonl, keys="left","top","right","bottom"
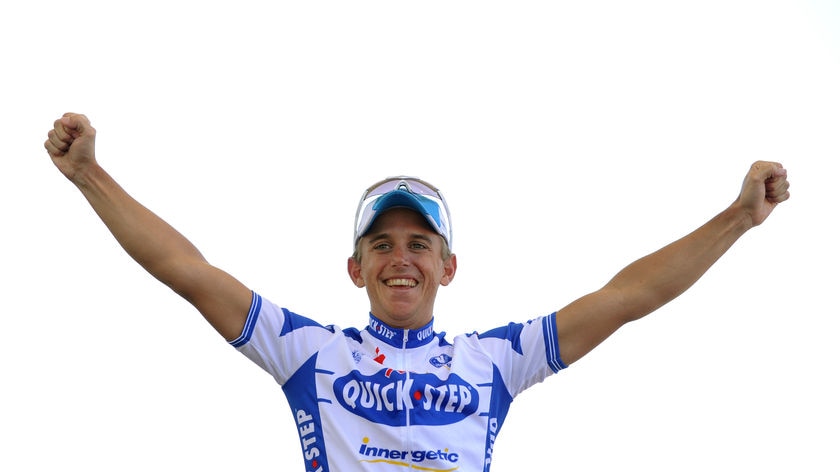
{"left": 334, "top": 369, "right": 478, "bottom": 426}
{"left": 358, "top": 436, "right": 460, "bottom": 470}
{"left": 369, "top": 318, "right": 397, "bottom": 340}
{"left": 429, "top": 353, "right": 452, "bottom": 369}
{"left": 373, "top": 347, "right": 386, "bottom": 364}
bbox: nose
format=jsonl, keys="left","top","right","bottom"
{"left": 390, "top": 246, "right": 410, "bottom": 266}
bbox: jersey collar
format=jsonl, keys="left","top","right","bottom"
{"left": 367, "top": 313, "right": 437, "bottom": 348}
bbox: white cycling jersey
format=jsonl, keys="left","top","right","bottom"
{"left": 230, "top": 292, "right": 566, "bottom": 472}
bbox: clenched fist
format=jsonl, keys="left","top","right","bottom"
{"left": 44, "top": 112, "right": 97, "bottom": 183}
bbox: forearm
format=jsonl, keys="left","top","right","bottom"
{"left": 608, "top": 202, "right": 754, "bottom": 321}
{"left": 74, "top": 163, "right": 207, "bottom": 290}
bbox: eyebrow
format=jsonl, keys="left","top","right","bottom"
{"left": 366, "top": 232, "right": 435, "bottom": 245}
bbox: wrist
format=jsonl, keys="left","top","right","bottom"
{"left": 71, "top": 161, "right": 106, "bottom": 192}
{"left": 724, "top": 200, "right": 756, "bottom": 233}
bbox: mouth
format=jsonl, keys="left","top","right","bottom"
{"left": 385, "top": 278, "right": 418, "bottom": 288}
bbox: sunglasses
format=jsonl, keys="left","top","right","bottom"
{"left": 353, "top": 176, "right": 453, "bottom": 249}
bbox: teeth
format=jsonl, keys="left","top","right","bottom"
{"left": 386, "top": 278, "right": 417, "bottom": 287}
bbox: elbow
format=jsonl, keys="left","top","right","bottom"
{"left": 609, "top": 281, "right": 674, "bottom": 324}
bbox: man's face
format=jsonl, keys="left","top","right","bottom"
{"left": 347, "top": 208, "right": 456, "bottom": 329}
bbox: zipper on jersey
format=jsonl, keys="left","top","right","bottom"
{"left": 402, "top": 328, "right": 412, "bottom": 452}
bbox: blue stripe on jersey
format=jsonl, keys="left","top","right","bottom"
{"left": 229, "top": 291, "right": 262, "bottom": 348}
{"left": 542, "top": 313, "right": 566, "bottom": 372}
{"left": 475, "top": 322, "right": 525, "bottom": 355}
{"left": 279, "top": 309, "right": 332, "bottom": 336}
{"left": 484, "top": 366, "right": 514, "bottom": 472}
{"left": 341, "top": 327, "right": 364, "bottom": 344}
{"left": 283, "top": 354, "right": 331, "bottom": 472}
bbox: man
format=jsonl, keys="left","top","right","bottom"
{"left": 44, "top": 112, "right": 790, "bottom": 471}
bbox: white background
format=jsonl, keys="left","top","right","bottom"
{"left": 3, "top": 1, "right": 838, "bottom": 470}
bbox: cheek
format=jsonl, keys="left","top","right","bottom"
{"left": 427, "top": 263, "right": 446, "bottom": 284}
{"left": 362, "top": 263, "right": 387, "bottom": 286}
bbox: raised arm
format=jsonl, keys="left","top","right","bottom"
{"left": 555, "top": 161, "right": 790, "bottom": 366}
{"left": 44, "top": 113, "right": 252, "bottom": 341}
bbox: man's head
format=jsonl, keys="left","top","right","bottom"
{"left": 347, "top": 177, "right": 457, "bottom": 329}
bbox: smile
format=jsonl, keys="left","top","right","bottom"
{"left": 385, "top": 278, "right": 417, "bottom": 287}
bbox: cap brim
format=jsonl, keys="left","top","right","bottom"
{"left": 356, "top": 190, "right": 447, "bottom": 245}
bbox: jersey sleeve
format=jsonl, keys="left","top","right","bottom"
{"left": 471, "top": 313, "right": 566, "bottom": 398}
{"left": 228, "top": 291, "right": 337, "bottom": 386}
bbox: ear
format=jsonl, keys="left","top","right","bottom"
{"left": 347, "top": 257, "right": 366, "bottom": 288}
{"left": 440, "top": 253, "right": 457, "bottom": 286}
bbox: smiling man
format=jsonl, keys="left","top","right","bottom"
{"left": 349, "top": 189, "right": 457, "bottom": 330}
{"left": 44, "top": 113, "right": 790, "bottom": 472}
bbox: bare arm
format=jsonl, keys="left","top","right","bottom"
{"left": 555, "top": 161, "right": 791, "bottom": 365}
{"left": 44, "top": 113, "right": 252, "bottom": 341}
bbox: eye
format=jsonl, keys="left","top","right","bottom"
{"left": 373, "top": 242, "right": 392, "bottom": 251}
{"left": 409, "top": 241, "right": 429, "bottom": 250}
